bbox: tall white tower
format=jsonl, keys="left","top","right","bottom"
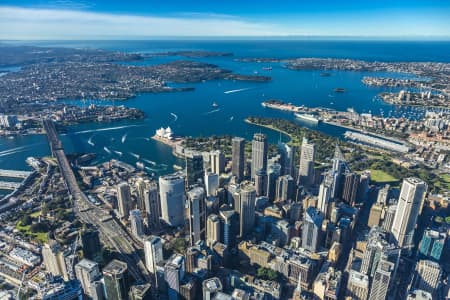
{"left": 391, "top": 177, "right": 427, "bottom": 248}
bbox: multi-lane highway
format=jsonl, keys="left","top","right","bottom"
{"left": 42, "top": 119, "right": 150, "bottom": 283}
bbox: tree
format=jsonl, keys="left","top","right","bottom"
{"left": 20, "top": 215, "right": 32, "bottom": 226}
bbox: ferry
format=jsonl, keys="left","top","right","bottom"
{"left": 294, "top": 113, "right": 320, "bottom": 124}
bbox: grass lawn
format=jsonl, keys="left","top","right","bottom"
{"left": 437, "top": 173, "right": 450, "bottom": 190}
{"left": 16, "top": 221, "right": 48, "bottom": 244}
{"left": 30, "top": 211, "right": 41, "bottom": 218}
{"left": 369, "top": 169, "right": 399, "bottom": 184}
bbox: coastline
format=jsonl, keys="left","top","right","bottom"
{"left": 244, "top": 118, "right": 293, "bottom": 143}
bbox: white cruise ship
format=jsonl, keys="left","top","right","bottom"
{"left": 294, "top": 113, "right": 320, "bottom": 124}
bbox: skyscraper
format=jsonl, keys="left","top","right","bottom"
{"left": 238, "top": 182, "right": 256, "bottom": 237}
{"left": 298, "top": 138, "right": 315, "bottom": 187}
{"left": 360, "top": 227, "right": 400, "bottom": 278}
{"left": 206, "top": 214, "right": 221, "bottom": 247}
{"left": 232, "top": 137, "right": 245, "bottom": 182}
{"left": 412, "top": 259, "right": 442, "bottom": 296}
{"left": 117, "top": 182, "right": 131, "bottom": 219}
{"left": 187, "top": 187, "right": 206, "bottom": 246}
{"left": 251, "top": 133, "right": 268, "bottom": 180}
{"left": 377, "top": 184, "right": 390, "bottom": 205}
{"left": 391, "top": 177, "right": 427, "bottom": 248}
{"left": 80, "top": 227, "right": 101, "bottom": 261}
{"left": 159, "top": 174, "right": 185, "bottom": 227}
{"left": 204, "top": 172, "right": 219, "bottom": 197}
{"left": 267, "top": 163, "right": 281, "bottom": 202}
{"left": 103, "top": 259, "right": 129, "bottom": 300}
{"left": 42, "top": 240, "right": 69, "bottom": 281}
{"left": 368, "top": 260, "right": 395, "bottom": 300}
{"left": 135, "top": 179, "right": 147, "bottom": 210}
{"left": 302, "top": 207, "right": 324, "bottom": 253}
{"left": 317, "top": 176, "right": 333, "bottom": 217}
{"left": 165, "top": 254, "right": 185, "bottom": 300}
{"left": 144, "top": 235, "right": 163, "bottom": 274}
{"left": 129, "top": 209, "right": 144, "bottom": 238}
{"left": 186, "top": 154, "right": 204, "bottom": 187}
{"left": 382, "top": 204, "right": 397, "bottom": 232}
{"left": 275, "top": 174, "right": 295, "bottom": 202}
{"left": 75, "top": 259, "right": 101, "bottom": 298}
{"left": 368, "top": 203, "right": 383, "bottom": 228}
{"left": 278, "top": 142, "right": 296, "bottom": 177}
{"left": 210, "top": 150, "right": 225, "bottom": 175}
{"left": 419, "top": 229, "right": 447, "bottom": 261}
{"left": 202, "top": 277, "right": 223, "bottom": 300}
{"left": 346, "top": 270, "right": 369, "bottom": 300}
{"left": 219, "top": 204, "right": 237, "bottom": 247}
{"left": 254, "top": 168, "right": 267, "bottom": 197}
{"left": 342, "top": 172, "right": 360, "bottom": 205}
{"left": 144, "top": 181, "right": 161, "bottom": 229}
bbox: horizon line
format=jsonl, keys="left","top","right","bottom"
{"left": 2, "top": 35, "right": 450, "bottom": 42}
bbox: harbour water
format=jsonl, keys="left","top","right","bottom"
{"left": 1, "top": 40, "right": 450, "bottom": 175}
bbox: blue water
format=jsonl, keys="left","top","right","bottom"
{"left": 1, "top": 40, "right": 449, "bottom": 176}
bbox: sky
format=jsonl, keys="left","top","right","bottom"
{"left": 0, "top": 0, "right": 449, "bottom": 39}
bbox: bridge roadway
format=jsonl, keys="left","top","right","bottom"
{"left": 0, "top": 181, "right": 21, "bottom": 190}
{"left": 0, "top": 169, "right": 32, "bottom": 179}
{"left": 42, "top": 119, "right": 150, "bottom": 283}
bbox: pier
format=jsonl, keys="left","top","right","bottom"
{"left": 0, "top": 181, "right": 21, "bottom": 190}
{"left": 0, "top": 169, "right": 32, "bottom": 179}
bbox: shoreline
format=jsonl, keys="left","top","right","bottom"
{"left": 244, "top": 119, "right": 293, "bottom": 143}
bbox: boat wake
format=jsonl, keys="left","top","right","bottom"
{"left": 224, "top": 87, "right": 253, "bottom": 94}
{"left": 145, "top": 166, "right": 158, "bottom": 172}
{"left": 64, "top": 125, "right": 142, "bottom": 135}
{"left": 129, "top": 152, "right": 140, "bottom": 160}
{"left": 170, "top": 113, "right": 178, "bottom": 122}
{"left": 121, "top": 133, "right": 128, "bottom": 144}
{"left": 142, "top": 158, "right": 156, "bottom": 166}
{"left": 103, "top": 147, "right": 111, "bottom": 154}
{"left": 0, "top": 149, "right": 26, "bottom": 157}
{"left": 204, "top": 109, "right": 221, "bottom": 115}
{"left": 0, "top": 145, "right": 31, "bottom": 155}
{"left": 87, "top": 136, "right": 95, "bottom": 146}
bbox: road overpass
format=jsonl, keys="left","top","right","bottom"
{"left": 42, "top": 119, "right": 150, "bottom": 283}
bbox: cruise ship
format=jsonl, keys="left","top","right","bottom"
{"left": 294, "top": 113, "right": 320, "bottom": 124}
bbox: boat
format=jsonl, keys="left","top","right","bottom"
{"left": 212, "top": 101, "right": 219, "bottom": 108}
{"left": 334, "top": 88, "right": 346, "bottom": 93}
{"left": 294, "top": 113, "right": 320, "bottom": 124}
{"left": 136, "top": 162, "right": 144, "bottom": 170}
{"left": 262, "top": 66, "right": 272, "bottom": 71}
{"left": 173, "top": 164, "right": 183, "bottom": 170}
{"left": 320, "top": 72, "right": 331, "bottom": 77}
{"left": 129, "top": 152, "right": 140, "bottom": 160}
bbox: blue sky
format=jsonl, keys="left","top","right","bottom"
{"left": 1, "top": 0, "right": 449, "bottom": 39}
